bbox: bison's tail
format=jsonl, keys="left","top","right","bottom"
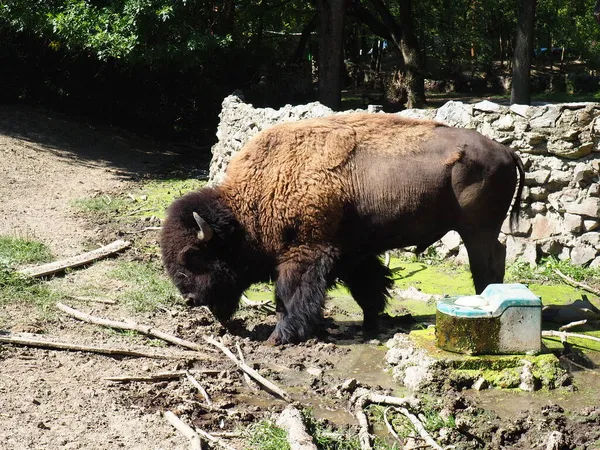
{"left": 509, "top": 149, "right": 525, "bottom": 232}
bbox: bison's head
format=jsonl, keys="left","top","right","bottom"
{"left": 160, "top": 189, "right": 250, "bottom": 322}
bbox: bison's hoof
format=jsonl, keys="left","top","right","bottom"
{"left": 267, "top": 330, "right": 282, "bottom": 346}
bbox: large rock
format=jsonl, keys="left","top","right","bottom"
{"left": 441, "top": 231, "right": 462, "bottom": 252}
{"left": 435, "top": 101, "right": 474, "bottom": 127}
{"left": 571, "top": 245, "right": 597, "bottom": 266}
{"left": 525, "top": 170, "right": 551, "bottom": 186}
{"left": 564, "top": 198, "right": 600, "bottom": 218}
{"left": 563, "top": 213, "right": 582, "bottom": 234}
{"left": 530, "top": 213, "right": 562, "bottom": 240}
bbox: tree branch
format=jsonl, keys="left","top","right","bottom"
{"left": 56, "top": 302, "right": 215, "bottom": 357}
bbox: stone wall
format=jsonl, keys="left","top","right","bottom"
{"left": 209, "top": 93, "right": 600, "bottom": 267}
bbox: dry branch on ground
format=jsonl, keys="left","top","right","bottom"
{"left": 56, "top": 302, "right": 291, "bottom": 402}
{"left": 202, "top": 335, "right": 292, "bottom": 402}
{"left": 56, "top": 302, "right": 215, "bottom": 357}
{"left": 104, "top": 369, "right": 222, "bottom": 382}
{"left": 542, "top": 330, "right": 600, "bottom": 345}
{"left": 349, "top": 388, "right": 427, "bottom": 450}
{"left": 185, "top": 370, "right": 213, "bottom": 407}
{"left": 236, "top": 342, "right": 259, "bottom": 391}
{"left": 18, "top": 240, "right": 131, "bottom": 278}
{"left": 164, "top": 411, "right": 203, "bottom": 450}
{"left": 276, "top": 404, "right": 318, "bottom": 450}
{"left": 0, "top": 332, "right": 187, "bottom": 359}
{"left": 553, "top": 269, "right": 600, "bottom": 297}
{"left": 558, "top": 320, "right": 588, "bottom": 331}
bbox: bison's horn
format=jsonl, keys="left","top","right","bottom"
{"left": 192, "top": 212, "right": 214, "bottom": 242}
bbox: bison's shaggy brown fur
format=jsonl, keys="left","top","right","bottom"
{"left": 161, "top": 113, "right": 524, "bottom": 344}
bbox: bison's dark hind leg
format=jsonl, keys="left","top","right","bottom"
{"left": 461, "top": 231, "right": 507, "bottom": 294}
{"left": 339, "top": 254, "right": 393, "bottom": 335}
{"left": 269, "top": 246, "right": 338, "bottom": 345}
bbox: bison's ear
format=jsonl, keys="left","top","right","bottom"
{"left": 193, "top": 212, "right": 214, "bottom": 242}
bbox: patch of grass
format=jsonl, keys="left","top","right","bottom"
{"left": 248, "top": 411, "right": 400, "bottom": 450}
{"left": 107, "top": 261, "right": 182, "bottom": 312}
{"left": 248, "top": 420, "right": 289, "bottom": 450}
{"left": 369, "top": 404, "right": 453, "bottom": 444}
{"left": 72, "top": 178, "right": 206, "bottom": 222}
{"left": 506, "top": 257, "right": 600, "bottom": 286}
{"left": 0, "top": 265, "right": 59, "bottom": 313}
{"left": 390, "top": 259, "right": 474, "bottom": 296}
{"left": 0, "top": 236, "right": 58, "bottom": 313}
{"left": 127, "top": 178, "right": 207, "bottom": 220}
{"left": 0, "top": 235, "right": 53, "bottom": 267}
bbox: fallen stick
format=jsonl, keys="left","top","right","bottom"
{"left": 542, "top": 330, "right": 600, "bottom": 345}
{"left": 559, "top": 319, "right": 587, "bottom": 331}
{"left": 105, "top": 369, "right": 222, "bottom": 382}
{"left": 202, "top": 335, "right": 292, "bottom": 402}
{"left": 276, "top": 404, "right": 318, "bottom": 450}
{"left": 236, "top": 342, "right": 259, "bottom": 391}
{"left": 0, "top": 333, "right": 183, "bottom": 359}
{"left": 383, "top": 407, "right": 401, "bottom": 444}
{"left": 56, "top": 302, "right": 215, "bottom": 357}
{"left": 397, "top": 407, "right": 443, "bottom": 450}
{"left": 353, "top": 395, "right": 372, "bottom": 450}
{"left": 18, "top": 240, "right": 131, "bottom": 278}
{"left": 554, "top": 269, "right": 600, "bottom": 297}
{"left": 185, "top": 370, "right": 213, "bottom": 407}
{"left": 164, "top": 411, "right": 202, "bottom": 450}
{"left": 194, "top": 426, "right": 239, "bottom": 450}
{"left": 350, "top": 389, "right": 421, "bottom": 450}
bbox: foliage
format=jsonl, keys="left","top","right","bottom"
{"left": 0, "top": 235, "right": 53, "bottom": 267}
{"left": 0, "top": 236, "right": 58, "bottom": 310}
{"left": 73, "top": 178, "right": 206, "bottom": 220}
{"left": 2, "top": 0, "right": 600, "bottom": 140}
{"left": 248, "top": 420, "right": 289, "bottom": 450}
{"left": 506, "top": 257, "right": 600, "bottom": 285}
{"left": 107, "top": 260, "right": 181, "bottom": 311}
{"left": 248, "top": 409, "right": 400, "bottom": 450}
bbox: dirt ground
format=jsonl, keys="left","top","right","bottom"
{"left": 1, "top": 104, "right": 599, "bottom": 450}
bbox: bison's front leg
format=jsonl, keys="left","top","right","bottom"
{"left": 268, "top": 246, "right": 338, "bottom": 345}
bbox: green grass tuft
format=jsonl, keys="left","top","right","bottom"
{"left": 248, "top": 420, "right": 290, "bottom": 450}
{"left": 0, "top": 235, "right": 53, "bottom": 267}
{"left": 248, "top": 410, "right": 400, "bottom": 450}
{"left": 107, "top": 261, "right": 182, "bottom": 311}
{"left": 506, "top": 256, "right": 600, "bottom": 287}
{"left": 0, "top": 236, "right": 58, "bottom": 312}
{"left": 0, "top": 264, "right": 59, "bottom": 312}
{"left": 72, "top": 178, "right": 206, "bottom": 221}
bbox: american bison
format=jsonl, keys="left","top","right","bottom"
{"left": 161, "top": 113, "right": 524, "bottom": 344}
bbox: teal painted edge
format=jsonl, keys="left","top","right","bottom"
{"left": 437, "top": 298, "right": 542, "bottom": 318}
{"left": 437, "top": 283, "right": 541, "bottom": 318}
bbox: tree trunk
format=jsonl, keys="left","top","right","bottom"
{"left": 510, "top": 0, "right": 536, "bottom": 105}
{"left": 397, "top": 0, "right": 425, "bottom": 108}
{"left": 316, "top": 0, "right": 347, "bottom": 110}
{"left": 293, "top": 16, "right": 317, "bottom": 63}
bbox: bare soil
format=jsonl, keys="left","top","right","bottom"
{"left": 1, "top": 104, "right": 599, "bottom": 450}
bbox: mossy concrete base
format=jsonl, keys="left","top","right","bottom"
{"left": 386, "top": 329, "right": 571, "bottom": 392}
